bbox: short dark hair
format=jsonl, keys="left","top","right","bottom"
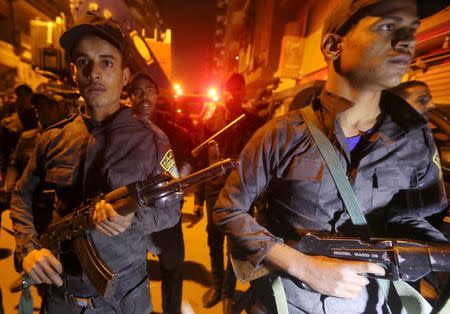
{"left": 388, "top": 80, "right": 429, "bottom": 98}
{"left": 224, "top": 73, "right": 245, "bottom": 91}
{"left": 15, "top": 84, "right": 33, "bottom": 97}
{"left": 129, "top": 72, "right": 159, "bottom": 94}
{"left": 323, "top": 0, "right": 449, "bottom": 38}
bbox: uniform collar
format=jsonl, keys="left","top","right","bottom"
{"left": 317, "top": 89, "right": 428, "bottom": 136}
{"left": 82, "top": 106, "right": 130, "bottom": 129}
{"left": 314, "top": 89, "right": 428, "bottom": 161}
{"left": 378, "top": 90, "right": 428, "bottom": 134}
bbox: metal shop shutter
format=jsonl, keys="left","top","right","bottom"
{"left": 413, "top": 62, "right": 450, "bottom": 105}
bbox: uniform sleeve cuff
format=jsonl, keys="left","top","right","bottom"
{"left": 246, "top": 237, "right": 283, "bottom": 269}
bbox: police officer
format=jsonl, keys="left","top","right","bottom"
{"left": 10, "top": 14, "right": 180, "bottom": 313}
{"left": 213, "top": 0, "right": 449, "bottom": 313}
{"left": 4, "top": 93, "right": 68, "bottom": 194}
{"left": 195, "top": 73, "right": 265, "bottom": 311}
{"left": 129, "top": 72, "right": 185, "bottom": 314}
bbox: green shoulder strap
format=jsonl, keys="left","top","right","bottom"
{"left": 18, "top": 287, "right": 33, "bottom": 314}
{"left": 298, "top": 105, "right": 431, "bottom": 314}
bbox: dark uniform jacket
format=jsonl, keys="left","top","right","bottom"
{"left": 11, "top": 107, "right": 180, "bottom": 294}
{"left": 213, "top": 90, "right": 447, "bottom": 313}
{"left": 4, "top": 128, "right": 40, "bottom": 192}
{"left": 195, "top": 106, "right": 265, "bottom": 204}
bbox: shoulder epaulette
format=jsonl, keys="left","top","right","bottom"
{"left": 44, "top": 113, "right": 79, "bottom": 131}
{"left": 135, "top": 116, "right": 169, "bottom": 143}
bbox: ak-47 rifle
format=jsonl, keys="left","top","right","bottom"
{"left": 231, "top": 234, "right": 450, "bottom": 313}
{"left": 294, "top": 234, "right": 450, "bottom": 282}
{"left": 12, "top": 158, "right": 238, "bottom": 298}
{"left": 232, "top": 233, "right": 450, "bottom": 284}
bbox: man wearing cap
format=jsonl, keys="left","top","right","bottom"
{"left": 129, "top": 71, "right": 187, "bottom": 314}
{"left": 195, "top": 73, "right": 265, "bottom": 311}
{"left": 213, "top": 0, "right": 449, "bottom": 313}
{"left": 10, "top": 14, "right": 180, "bottom": 313}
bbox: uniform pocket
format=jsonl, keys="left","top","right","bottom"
{"left": 371, "top": 166, "right": 417, "bottom": 209}
{"left": 45, "top": 165, "right": 75, "bottom": 186}
{"left": 272, "top": 157, "right": 325, "bottom": 220}
{"left": 285, "top": 157, "right": 324, "bottom": 182}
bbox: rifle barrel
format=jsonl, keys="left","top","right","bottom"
{"left": 191, "top": 114, "right": 246, "bottom": 156}
{"left": 141, "top": 158, "right": 239, "bottom": 203}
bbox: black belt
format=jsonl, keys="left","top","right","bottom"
{"left": 63, "top": 263, "right": 148, "bottom": 309}
{"left": 65, "top": 294, "right": 97, "bottom": 309}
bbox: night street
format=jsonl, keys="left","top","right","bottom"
{"left": 1, "top": 0, "right": 450, "bottom": 313}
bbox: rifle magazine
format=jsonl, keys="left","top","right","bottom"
{"left": 73, "top": 233, "right": 118, "bottom": 299}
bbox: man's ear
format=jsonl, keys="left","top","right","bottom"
{"left": 70, "top": 63, "right": 77, "bottom": 83}
{"left": 321, "top": 34, "right": 342, "bottom": 61}
{"left": 122, "top": 66, "right": 131, "bottom": 87}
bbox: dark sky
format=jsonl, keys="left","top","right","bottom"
{"left": 167, "top": 0, "right": 218, "bottom": 92}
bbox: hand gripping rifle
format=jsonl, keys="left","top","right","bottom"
{"left": 12, "top": 158, "right": 238, "bottom": 298}
{"left": 231, "top": 233, "right": 450, "bottom": 313}
{"left": 294, "top": 234, "right": 450, "bottom": 282}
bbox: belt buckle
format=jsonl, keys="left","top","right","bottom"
{"left": 67, "top": 293, "right": 95, "bottom": 309}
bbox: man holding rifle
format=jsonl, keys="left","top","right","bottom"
{"left": 129, "top": 71, "right": 186, "bottom": 314}
{"left": 10, "top": 13, "right": 181, "bottom": 313}
{"left": 196, "top": 73, "right": 264, "bottom": 311}
{"left": 213, "top": 0, "right": 449, "bottom": 313}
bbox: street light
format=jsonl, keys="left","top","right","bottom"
{"left": 208, "top": 87, "right": 219, "bottom": 102}
{"left": 173, "top": 83, "right": 183, "bottom": 97}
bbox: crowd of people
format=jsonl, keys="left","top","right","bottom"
{"left": 0, "top": 0, "right": 449, "bottom": 313}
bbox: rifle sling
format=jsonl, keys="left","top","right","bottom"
{"left": 297, "top": 105, "right": 431, "bottom": 314}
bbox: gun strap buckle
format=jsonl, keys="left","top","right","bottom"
{"left": 65, "top": 293, "right": 96, "bottom": 309}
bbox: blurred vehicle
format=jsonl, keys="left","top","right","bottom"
{"left": 172, "top": 93, "right": 221, "bottom": 145}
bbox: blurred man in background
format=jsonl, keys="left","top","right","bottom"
{"left": 195, "top": 73, "right": 265, "bottom": 312}
{"left": 389, "top": 80, "right": 435, "bottom": 120}
{"left": 4, "top": 93, "right": 69, "bottom": 194}
{"left": 130, "top": 71, "right": 185, "bottom": 314}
